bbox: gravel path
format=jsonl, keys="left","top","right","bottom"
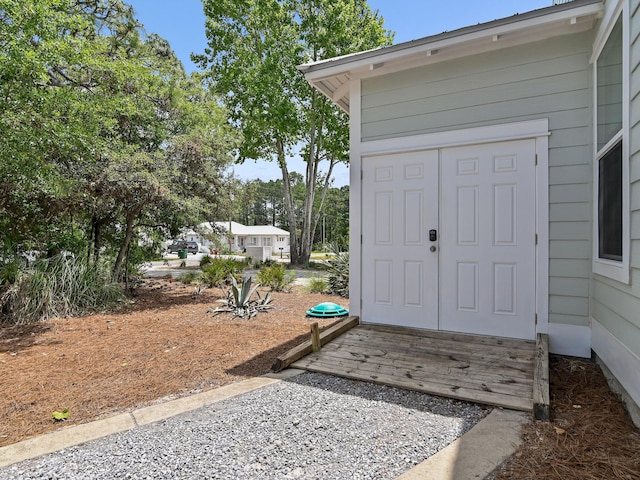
{"left": 4, "top": 373, "right": 488, "bottom": 479}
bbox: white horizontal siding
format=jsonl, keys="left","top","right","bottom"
{"left": 361, "top": 32, "right": 594, "bottom": 328}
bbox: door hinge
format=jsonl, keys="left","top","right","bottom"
{"left": 535, "top": 234, "right": 538, "bottom": 245}
{"left": 535, "top": 154, "right": 538, "bottom": 166}
{"left": 361, "top": 234, "right": 363, "bottom": 244}
{"left": 535, "top": 313, "right": 538, "bottom": 325}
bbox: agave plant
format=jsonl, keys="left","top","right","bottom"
{"left": 210, "top": 276, "right": 273, "bottom": 318}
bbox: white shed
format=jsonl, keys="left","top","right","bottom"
{"left": 299, "top": 0, "right": 640, "bottom": 424}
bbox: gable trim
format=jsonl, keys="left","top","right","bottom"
{"left": 300, "top": 1, "right": 603, "bottom": 113}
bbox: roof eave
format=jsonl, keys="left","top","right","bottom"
{"left": 299, "top": 0, "right": 603, "bottom": 114}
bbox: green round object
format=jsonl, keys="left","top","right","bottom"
{"left": 306, "top": 302, "right": 349, "bottom": 318}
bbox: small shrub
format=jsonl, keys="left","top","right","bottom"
{"left": 256, "top": 263, "right": 295, "bottom": 292}
{"left": 200, "top": 257, "right": 246, "bottom": 288}
{"left": 326, "top": 244, "right": 349, "bottom": 298}
{"left": 177, "top": 271, "right": 201, "bottom": 284}
{"left": 305, "top": 260, "right": 329, "bottom": 271}
{"left": 305, "top": 276, "right": 328, "bottom": 294}
{"left": 0, "top": 256, "right": 25, "bottom": 286}
{"left": 199, "top": 255, "right": 213, "bottom": 267}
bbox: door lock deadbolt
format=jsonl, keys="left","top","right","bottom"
{"left": 429, "top": 229, "right": 437, "bottom": 242}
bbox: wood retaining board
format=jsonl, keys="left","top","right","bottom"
{"left": 271, "top": 316, "right": 360, "bottom": 372}
{"left": 291, "top": 324, "right": 541, "bottom": 413}
{"left": 533, "top": 333, "right": 550, "bottom": 421}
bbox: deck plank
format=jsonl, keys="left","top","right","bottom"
{"left": 297, "top": 353, "right": 533, "bottom": 398}
{"left": 294, "top": 357, "right": 533, "bottom": 411}
{"left": 344, "top": 328, "right": 535, "bottom": 363}
{"left": 311, "top": 345, "right": 533, "bottom": 395}
{"left": 332, "top": 334, "right": 535, "bottom": 368}
{"left": 290, "top": 324, "right": 539, "bottom": 413}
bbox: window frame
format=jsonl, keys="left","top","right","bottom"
{"left": 592, "top": 4, "right": 629, "bottom": 284}
{"left": 597, "top": 137, "right": 623, "bottom": 261}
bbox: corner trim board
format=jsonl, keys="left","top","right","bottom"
{"left": 591, "top": 318, "right": 640, "bottom": 408}
{"left": 547, "top": 323, "right": 591, "bottom": 358}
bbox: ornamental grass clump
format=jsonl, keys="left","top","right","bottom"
{"left": 256, "top": 263, "right": 295, "bottom": 292}
{"left": 177, "top": 271, "right": 201, "bottom": 284}
{"left": 200, "top": 257, "right": 245, "bottom": 288}
{"left": 305, "top": 276, "right": 328, "bottom": 294}
{"left": 0, "top": 254, "right": 125, "bottom": 325}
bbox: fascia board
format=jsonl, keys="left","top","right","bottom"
{"left": 300, "top": 1, "right": 603, "bottom": 82}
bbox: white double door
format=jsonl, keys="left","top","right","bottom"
{"left": 361, "top": 139, "right": 536, "bottom": 340}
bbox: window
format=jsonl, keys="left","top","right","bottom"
{"left": 596, "top": 17, "right": 623, "bottom": 150}
{"left": 262, "top": 237, "right": 272, "bottom": 247}
{"left": 598, "top": 141, "right": 622, "bottom": 261}
{"left": 593, "top": 11, "right": 628, "bottom": 283}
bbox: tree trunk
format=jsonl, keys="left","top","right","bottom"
{"left": 92, "top": 214, "right": 101, "bottom": 265}
{"left": 112, "top": 208, "right": 139, "bottom": 281}
{"left": 276, "top": 93, "right": 335, "bottom": 265}
{"left": 311, "top": 157, "right": 337, "bottom": 244}
{"left": 277, "top": 140, "right": 301, "bottom": 263}
{"left": 293, "top": 93, "right": 324, "bottom": 265}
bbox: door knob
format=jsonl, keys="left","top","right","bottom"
{"left": 430, "top": 246, "right": 437, "bottom": 252}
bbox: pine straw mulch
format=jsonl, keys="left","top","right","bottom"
{"left": 0, "top": 278, "right": 344, "bottom": 448}
{"left": 2, "top": 280, "right": 640, "bottom": 480}
{"left": 490, "top": 355, "right": 640, "bottom": 480}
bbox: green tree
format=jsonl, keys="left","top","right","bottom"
{"left": 237, "top": 179, "right": 288, "bottom": 227}
{"left": 196, "top": 0, "right": 393, "bottom": 264}
{"left": 314, "top": 185, "right": 349, "bottom": 249}
{"left": 0, "top": 0, "right": 121, "bottom": 252}
{"left": 0, "top": 0, "right": 238, "bottom": 281}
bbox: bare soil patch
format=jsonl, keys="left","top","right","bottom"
{"left": 2, "top": 280, "right": 639, "bottom": 480}
{"left": 0, "top": 278, "right": 343, "bottom": 447}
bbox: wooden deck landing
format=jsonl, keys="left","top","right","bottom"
{"left": 291, "top": 324, "right": 540, "bottom": 413}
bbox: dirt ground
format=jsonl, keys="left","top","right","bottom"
{"left": 0, "top": 278, "right": 343, "bottom": 447}
{"left": 2, "top": 279, "right": 639, "bottom": 479}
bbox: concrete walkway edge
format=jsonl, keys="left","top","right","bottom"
{"left": 0, "top": 370, "right": 527, "bottom": 480}
{"left": 396, "top": 408, "right": 528, "bottom": 480}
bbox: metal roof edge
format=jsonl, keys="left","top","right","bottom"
{"left": 298, "top": 0, "right": 603, "bottom": 76}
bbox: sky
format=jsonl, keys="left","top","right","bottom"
{"left": 127, "top": 0, "right": 554, "bottom": 186}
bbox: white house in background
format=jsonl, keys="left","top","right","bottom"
{"left": 299, "top": 0, "right": 640, "bottom": 425}
{"left": 183, "top": 221, "right": 290, "bottom": 254}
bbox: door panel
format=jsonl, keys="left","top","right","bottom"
{"left": 362, "top": 151, "right": 439, "bottom": 329}
{"left": 440, "top": 140, "right": 536, "bottom": 340}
